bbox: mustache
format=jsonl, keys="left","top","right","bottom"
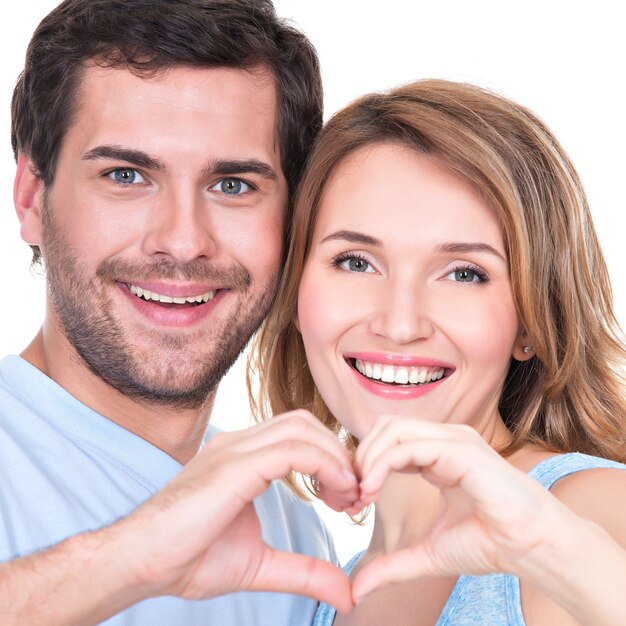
{"left": 95, "top": 256, "right": 252, "bottom": 290}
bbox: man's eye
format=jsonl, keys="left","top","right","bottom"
{"left": 107, "top": 168, "right": 145, "bottom": 185}
{"left": 212, "top": 178, "right": 251, "bottom": 195}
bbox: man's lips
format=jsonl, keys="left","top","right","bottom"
{"left": 121, "top": 279, "right": 219, "bottom": 300}
{"left": 116, "top": 280, "right": 226, "bottom": 326}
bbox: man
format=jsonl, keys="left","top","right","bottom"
{"left": 0, "top": 1, "right": 358, "bottom": 623}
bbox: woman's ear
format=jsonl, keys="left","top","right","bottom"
{"left": 512, "top": 328, "right": 534, "bottom": 361}
{"left": 14, "top": 154, "right": 44, "bottom": 247}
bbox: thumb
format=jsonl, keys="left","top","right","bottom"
{"left": 352, "top": 546, "right": 433, "bottom": 603}
{"left": 249, "top": 546, "right": 355, "bottom": 614}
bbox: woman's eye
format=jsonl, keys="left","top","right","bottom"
{"left": 446, "top": 267, "right": 486, "bottom": 283}
{"left": 107, "top": 168, "right": 145, "bottom": 185}
{"left": 337, "top": 256, "right": 375, "bottom": 273}
{"left": 212, "top": 178, "right": 251, "bottom": 195}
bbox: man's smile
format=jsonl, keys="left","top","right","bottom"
{"left": 127, "top": 283, "right": 217, "bottom": 307}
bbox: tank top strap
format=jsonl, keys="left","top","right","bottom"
{"left": 527, "top": 452, "right": 626, "bottom": 490}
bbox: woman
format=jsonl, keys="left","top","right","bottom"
{"left": 250, "top": 80, "right": 626, "bottom": 625}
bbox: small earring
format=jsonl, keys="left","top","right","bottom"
{"left": 523, "top": 346, "right": 532, "bottom": 354}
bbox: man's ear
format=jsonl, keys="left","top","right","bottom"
{"left": 512, "top": 328, "right": 534, "bottom": 362}
{"left": 14, "top": 154, "right": 44, "bottom": 247}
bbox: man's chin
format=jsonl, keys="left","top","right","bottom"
{"left": 105, "top": 376, "right": 216, "bottom": 410}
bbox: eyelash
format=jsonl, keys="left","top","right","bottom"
{"left": 210, "top": 177, "right": 257, "bottom": 195}
{"left": 449, "top": 263, "right": 490, "bottom": 284}
{"left": 103, "top": 167, "right": 147, "bottom": 186}
{"left": 330, "top": 251, "right": 375, "bottom": 272}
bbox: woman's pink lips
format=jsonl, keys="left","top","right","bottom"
{"left": 117, "top": 282, "right": 225, "bottom": 328}
{"left": 344, "top": 353, "right": 453, "bottom": 400}
{"left": 345, "top": 352, "right": 454, "bottom": 369}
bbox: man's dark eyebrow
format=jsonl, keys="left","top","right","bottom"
{"left": 207, "top": 159, "right": 278, "bottom": 181}
{"left": 82, "top": 145, "right": 165, "bottom": 171}
{"left": 436, "top": 242, "right": 506, "bottom": 261}
{"left": 319, "top": 230, "right": 383, "bottom": 247}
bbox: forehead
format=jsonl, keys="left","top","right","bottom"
{"left": 62, "top": 63, "right": 280, "bottom": 164}
{"left": 315, "top": 142, "right": 505, "bottom": 250}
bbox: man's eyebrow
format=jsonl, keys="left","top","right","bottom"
{"left": 319, "top": 230, "right": 383, "bottom": 246}
{"left": 206, "top": 159, "right": 278, "bottom": 181}
{"left": 436, "top": 242, "right": 506, "bottom": 261}
{"left": 82, "top": 145, "right": 165, "bottom": 170}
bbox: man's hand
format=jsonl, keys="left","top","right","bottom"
{"left": 124, "top": 410, "right": 359, "bottom": 609}
{"left": 0, "top": 411, "right": 359, "bottom": 625}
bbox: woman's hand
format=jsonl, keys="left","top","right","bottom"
{"left": 351, "top": 416, "right": 574, "bottom": 602}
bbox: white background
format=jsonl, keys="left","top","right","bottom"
{"left": 1, "top": 1, "right": 624, "bottom": 563}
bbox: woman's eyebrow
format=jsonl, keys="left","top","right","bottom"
{"left": 435, "top": 242, "right": 506, "bottom": 261}
{"left": 319, "top": 230, "right": 383, "bottom": 246}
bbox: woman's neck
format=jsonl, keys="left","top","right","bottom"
{"left": 367, "top": 472, "right": 442, "bottom": 554}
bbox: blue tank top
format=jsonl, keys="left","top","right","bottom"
{"left": 313, "top": 452, "right": 626, "bottom": 626}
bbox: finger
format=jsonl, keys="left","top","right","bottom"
{"left": 164, "top": 438, "right": 360, "bottom": 546}
{"left": 353, "top": 414, "right": 395, "bottom": 470}
{"left": 249, "top": 547, "right": 354, "bottom": 614}
{"left": 360, "top": 441, "right": 441, "bottom": 494}
{"left": 352, "top": 546, "right": 433, "bottom": 602}
{"left": 220, "top": 410, "right": 355, "bottom": 473}
{"left": 318, "top": 482, "right": 361, "bottom": 513}
{"left": 356, "top": 417, "right": 449, "bottom": 478}
{"left": 356, "top": 417, "right": 482, "bottom": 488}
{"left": 222, "top": 440, "right": 360, "bottom": 512}
{"left": 360, "top": 437, "right": 528, "bottom": 517}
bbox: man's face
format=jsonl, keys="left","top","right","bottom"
{"left": 35, "top": 65, "right": 287, "bottom": 408}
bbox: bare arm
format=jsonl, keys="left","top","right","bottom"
{"left": 0, "top": 523, "right": 147, "bottom": 626}
{"left": 520, "top": 469, "right": 626, "bottom": 626}
{"left": 0, "top": 412, "right": 359, "bottom": 625}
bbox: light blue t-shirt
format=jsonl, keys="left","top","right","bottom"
{"left": 0, "top": 355, "right": 337, "bottom": 626}
{"left": 314, "top": 452, "right": 626, "bottom": 625}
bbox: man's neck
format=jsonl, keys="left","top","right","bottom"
{"left": 21, "top": 328, "right": 214, "bottom": 464}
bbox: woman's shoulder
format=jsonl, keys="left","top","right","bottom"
{"left": 534, "top": 452, "right": 626, "bottom": 545}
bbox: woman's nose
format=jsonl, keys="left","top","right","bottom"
{"left": 367, "top": 278, "right": 435, "bottom": 345}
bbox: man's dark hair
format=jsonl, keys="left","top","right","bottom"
{"left": 11, "top": 0, "right": 323, "bottom": 263}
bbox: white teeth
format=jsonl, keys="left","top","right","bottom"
{"left": 353, "top": 359, "right": 446, "bottom": 386}
{"left": 394, "top": 367, "right": 409, "bottom": 384}
{"left": 381, "top": 365, "right": 395, "bottom": 383}
{"left": 128, "top": 284, "right": 216, "bottom": 305}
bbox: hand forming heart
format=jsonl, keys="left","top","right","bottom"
{"left": 121, "top": 411, "right": 577, "bottom": 616}
{"left": 329, "top": 416, "right": 575, "bottom": 606}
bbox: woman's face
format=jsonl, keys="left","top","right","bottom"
{"left": 297, "top": 142, "right": 524, "bottom": 440}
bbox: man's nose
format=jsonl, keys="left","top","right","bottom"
{"left": 141, "top": 188, "right": 218, "bottom": 263}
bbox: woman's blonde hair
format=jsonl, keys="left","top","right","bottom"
{"left": 249, "top": 79, "right": 626, "bottom": 495}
